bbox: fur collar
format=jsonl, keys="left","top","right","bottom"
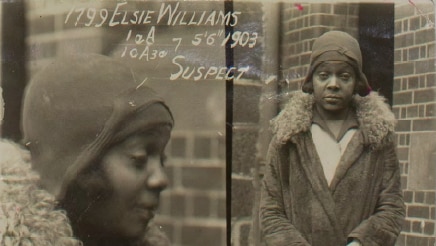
{"left": 271, "top": 91, "right": 396, "bottom": 149}
{"left": 0, "top": 140, "right": 81, "bottom": 246}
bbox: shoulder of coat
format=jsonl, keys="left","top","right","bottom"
{"left": 270, "top": 91, "right": 314, "bottom": 144}
{"left": 352, "top": 92, "right": 396, "bottom": 148}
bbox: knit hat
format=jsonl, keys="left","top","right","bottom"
{"left": 302, "top": 31, "right": 371, "bottom": 96}
{"left": 22, "top": 54, "right": 174, "bottom": 200}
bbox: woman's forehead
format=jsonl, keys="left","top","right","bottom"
{"left": 116, "top": 125, "right": 171, "bottom": 147}
{"left": 316, "top": 61, "right": 354, "bottom": 71}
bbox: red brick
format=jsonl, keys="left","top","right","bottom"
{"left": 416, "top": 59, "right": 436, "bottom": 74}
{"left": 408, "top": 46, "right": 420, "bottom": 60}
{"left": 408, "top": 205, "right": 430, "bottom": 219}
{"left": 426, "top": 74, "right": 435, "bottom": 87}
{"left": 413, "top": 119, "right": 436, "bottom": 131}
{"left": 429, "top": 43, "right": 435, "bottom": 58}
{"left": 393, "top": 78, "right": 402, "bottom": 91}
{"left": 396, "top": 120, "right": 411, "bottom": 132}
{"left": 420, "top": 46, "right": 427, "bottom": 59}
{"left": 395, "top": 33, "right": 414, "bottom": 49}
{"left": 408, "top": 76, "right": 419, "bottom": 89}
{"left": 401, "top": 176, "right": 408, "bottom": 190}
{"left": 431, "top": 207, "right": 435, "bottom": 220}
{"left": 192, "top": 193, "right": 211, "bottom": 217}
{"left": 402, "top": 49, "right": 408, "bottom": 62}
{"left": 406, "top": 235, "right": 429, "bottom": 246}
{"left": 395, "top": 20, "right": 402, "bottom": 33}
{"left": 181, "top": 224, "right": 224, "bottom": 246}
{"left": 394, "top": 62, "right": 414, "bottom": 76}
{"left": 401, "top": 108, "right": 407, "bottom": 119}
{"left": 397, "top": 234, "right": 405, "bottom": 246}
{"left": 426, "top": 103, "right": 436, "bottom": 117}
{"left": 393, "top": 107, "right": 400, "bottom": 119}
{"left": 425, "top": 191, "right": 435, "bottom": 205}
{"left": 333, "top": 4, "right": 348, "bottom": 15}
{"left": 424, "top": 221, "right": 435, "bottom": 235}
{"left": 239, "top": 223, "right": 252, "bottom": 246}
{"left": 233, "top": 128, "right": 258, "bottom": 175}
{"left": 217, "top": 196, "right": 226, "bottom": 219}
{"left": 393, "top": 91, "right": 412, "bottom": 105}
{"left": 233, "top": 84, "right": 262, "bottom": 123}
{"left": 412, "top": 221, "right": 422, "bottom": 233}
{"left": 395, "top": 4, "right": 416, "bottom": 20}
{"left": 182, "top": 166, "right": 225, "bottom": 191}
{"left": 232, "top": 178, "right": 254, "bottom": 217}
{"left": 430, "top": 237, "right": 436, "bottom": 246}
{"left": 415, "top": 28, "right": 435, "bottom": 45}
{"left": 415, "top": 191, "right": 425, "bottom": 203}
{"left": 419, "top": 105, "right": 426, "bottom": 118}
{"left": 406, "top": 134, "right": 410, "bottom": 144}
{"left": 310, "top": 3, "right": 332, "bottom": 14}
{"left": 403, "top": 190, "right": 413, "bottom": 203}
{"left": 397, "top": 147, "right": 409, "bottom": 161}
{"left": 399, "top": 134, "right": 406, "bottom": 145}
{"left": 406, "top": 105, "right": 419, "bottom": 118}
{"left": 170, "top": 193, "right": 186, "bottom": 217}
{"left": 400, "top": 163, "right": 407, "bottom": 175}
{"left": 419, "top": 75, "right": 427, "bottom": 88}
{"left": 403, "top": 219, "right": 411, "bottom": 232}
{"left": 414, "top": 89, "right": 435, "bottom": 103}
{"left": 409, "top": 16, "right": 421, "bottom": 31}
{"left": 394, "top": 50, "right": 402, "bottom": 62}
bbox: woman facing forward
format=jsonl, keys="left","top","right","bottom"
{"left": 260, "top": 31, "right": 405, "bottom": 246}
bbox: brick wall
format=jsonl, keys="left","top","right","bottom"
{"left": 394, "top": 2, "right": 436, "bottom": 245}
{"left": 231, "top": 1, "right": 264, "bottom": 246}
{"left": 156, "top": 130, "right": 226, "bottom": 246}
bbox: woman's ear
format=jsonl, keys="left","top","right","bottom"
{"left": 302, "top": 80, "right": 314, "bottom": 94}
{"left": 354, "top": 78, "right": 370, "bottom": 96}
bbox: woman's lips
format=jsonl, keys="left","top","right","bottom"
{"left": 134, "top": 206, "right": 155, "bottom": 221}
{"left": 324, "top": 96, "right": 342, "bottom": 103}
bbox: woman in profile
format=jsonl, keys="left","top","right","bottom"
{"left": 1, "top": 54, "right": 173, "bottom": 246}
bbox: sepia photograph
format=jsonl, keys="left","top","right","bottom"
{"left": 229, "top": 1, "right": 435, "bottom": 246}
{"left": 0, "top": 0, "right": 435, "bottom": 246}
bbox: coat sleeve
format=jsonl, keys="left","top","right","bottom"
{"left": 347, "top": 140, "right": 405, "bottom": 246}
{"left": 260, "top": 139, "right": 311, "bottom": 246}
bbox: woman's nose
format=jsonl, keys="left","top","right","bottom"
{"left": 146, "top": 157, "right": 169, "bottom": 190}
{"left": 326, "top": 76, "right": 340, "bottom": 90}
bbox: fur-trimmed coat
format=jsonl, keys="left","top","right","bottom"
{"left": 260, "top": 91, "right": 405, "bottom": 246}
{"left": 0, "top": 140, "right": 170, "bottom": 246}
{"left": 0, "top": 140, "right": 80, "bottom": 246}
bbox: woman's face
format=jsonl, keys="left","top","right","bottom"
{"left": 83, "top": 125, "right": 170, "bottom": 240}
{"left": 312, "top": 61, "right": 356, "bottom": 119}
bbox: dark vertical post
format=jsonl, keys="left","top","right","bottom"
{"left": 358, "top": 3, "right": 395, "bottom": 105}
{"left": 1, "top": 1, "right": 27, "bottom": 140}
{"left": 224, "top": 1, "right": 234, "bottom": 245}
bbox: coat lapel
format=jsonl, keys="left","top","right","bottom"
{"left": 292, "top": 134, "right": 344, "bottom": 238}
{"left": 329, "top": 131, "right": 365, "bottom": 191}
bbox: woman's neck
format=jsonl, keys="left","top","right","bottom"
{"left": 315, "top": 105, "right": 350, "bottom": 121}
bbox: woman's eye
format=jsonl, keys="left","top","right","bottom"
{"left": 340, "top": 73, "right": 351, "bottom": 80}
{"left": 318, "top": 72, "right": 329, "bottom": 80}
{"left": 130, "top": 154, "right": 148, "bottom": 169}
